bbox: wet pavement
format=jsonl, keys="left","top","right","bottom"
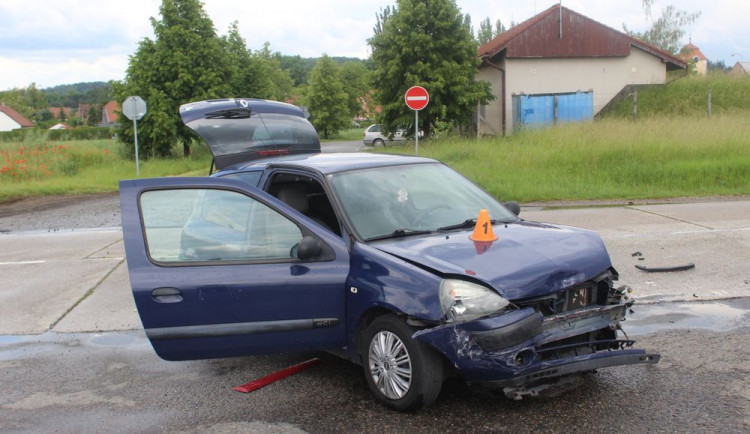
{"left": 1, "top": 199, "right": 749, "bottom": 433}
{"left": 624, "top": 297, "right": 750, "bottom": 336}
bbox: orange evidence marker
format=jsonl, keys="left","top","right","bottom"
{"left": 469, "top": 209, "right": 498, "bottom": 242}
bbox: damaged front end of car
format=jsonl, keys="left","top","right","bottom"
{"left": 413, "top": 270, "right": 659, "bottom": 399}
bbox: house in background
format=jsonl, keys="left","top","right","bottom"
{"left": 0, "top": 103, "right": 35, "bottom": 132}
{"left": 49, "top": 107, "right": 73, "bottom": 119}
{"left": 101, "top": 101, "right": 119, "bottom": 127}
{"left": 679, "top": 42, "right": 708, "bottom": 75}
{"left": 730, "top": 61, "right": 750, "bottom": 76}
{"left": 476, "top": 4, "right": 687, "bottom": 135}
{"left": 78, "top": 103, "right": 91, "bottom": 120}
{"left": 49, "top": 122, "right": 73, "bottom": 130}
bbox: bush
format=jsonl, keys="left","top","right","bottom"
{"left": 48, "top": 127, "right": 114, "bottom": 141}
{"left": 0, "top": 127, "right": 114, "bottom": 144}
{"left": 0, "top": 129, "right": 30, "bottom": 143}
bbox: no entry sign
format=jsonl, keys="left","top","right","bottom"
{"left": 404, "top": 86, "right": 429, "bottom": 111}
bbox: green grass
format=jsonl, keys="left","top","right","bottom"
{"left": 377, "top": 114, "right": 750, "bottom": 202}
{"left": 2, "top": 113, "right": 748, "bottom": 204}
{"left": 323, "top": 127, "right": 365, "bottom": 141}
{"left": 602, "top": 74, "right": 750, "bottom": 118}
{"left": 0, "top": 139, "right": 210, "bottom": 202}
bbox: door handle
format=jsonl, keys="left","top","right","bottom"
{"left": 151, "top": 287, "right": 183, "bottom": 303}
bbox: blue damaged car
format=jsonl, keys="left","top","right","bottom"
{"left": 120, "top": 98, "right": 659, "bottom": 411}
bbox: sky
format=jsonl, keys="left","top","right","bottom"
{"left": 1, "top": 0, "right": 748, "bottom": 90}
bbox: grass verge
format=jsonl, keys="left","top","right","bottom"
{"left": 378, "top": 114, "right": 750, "bottom": 202}
{"left": 1, "top": 139, "right": 210, "bottom": 202}
{"left": 2, "top": 114, "right": 748, "bottom": 204}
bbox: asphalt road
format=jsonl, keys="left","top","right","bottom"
{"left": 1, "top": 183, "right": 748, "bottom": 432}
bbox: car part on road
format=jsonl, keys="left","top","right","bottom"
{"left": 635, "top": 263, "right": 696, "bottom": 272}
{"left": 234, "top": 358, "right": 321, "bottom": 393}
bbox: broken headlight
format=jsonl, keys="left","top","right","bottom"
{"left": 439, "top": 279, "right": 510, "bottom": 323}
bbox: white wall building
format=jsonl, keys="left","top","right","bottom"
{"left": 477, "top": 4, "right": 687, "bottom": 135}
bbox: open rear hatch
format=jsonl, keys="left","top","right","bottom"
{"left": 180, "top": 98, "right": 321, "bottom": 170}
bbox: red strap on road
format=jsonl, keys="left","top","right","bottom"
{"left": 233, "top": 358, "right": 321, "bottom": 393}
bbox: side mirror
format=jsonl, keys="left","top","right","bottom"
{"left": 504, "top": 201, "right": 521, "bottom": 217}
{"left": 296, "top": 236, "right": 323, "bottom": 260}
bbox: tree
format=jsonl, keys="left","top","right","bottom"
{"left": 494, "top": 19, "right": 506, "bottom": 37}
{"left": 339, "top": 61, "right": 370, "bottom": 119}
{"left": 707, "top": 60, "right": 729, "bottom": 72}
{"left": 477, "top": 17, "right": 507, "bottom": 45}
{"left": 477, "top": 17, "right": 493, "bottom": 45}
{"left": 87, "top": 104, "right": 101, "bottom": 126}
{"left": 624, "top": 1, "right": 701, "bottom": 54}
{"left": 257, "top": 43, "right": 294, "bottom": 101}
{"left": 25, "top": 83, "right": 48, "bottom": 111}
{"left": 306, "top": 55, "right": 350, "bottom": 139}
{"left": 221, "top": 22, "right": 274, "bottom": 99}
{"left": 112, "top": 0, "right": 231, "bottom": 158}
{"left": 368, "top": 0, "right": 493, "bottom": 138}
{"left": 373, "top": 6, "right": 393, "bottom": 36}
{"left": 278, "top": 55, "right": 318, "bottom": 87}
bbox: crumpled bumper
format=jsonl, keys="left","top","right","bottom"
{"left": 412, "top": 304, "right": 660, "bottom": 387}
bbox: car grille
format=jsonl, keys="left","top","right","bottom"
{"left": 515, "top": 281, "right": 603, "bottom": 316}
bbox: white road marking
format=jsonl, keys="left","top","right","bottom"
{"left": 0, "top": 260, "right": 46, "bottom": 265}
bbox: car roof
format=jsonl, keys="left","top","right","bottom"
{"left": 220, "top": 152, "right": 438, "bottom": 176}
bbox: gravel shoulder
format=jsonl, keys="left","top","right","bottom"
{"left": 0, "top": 193, "right": 121, "bottom": 232}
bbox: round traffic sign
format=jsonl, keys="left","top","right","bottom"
{"left": 404, "top": 86, "right": 429, "bottom": 111}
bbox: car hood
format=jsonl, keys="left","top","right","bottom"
{"left": 180, "top": 98, "right": 320, "bottom": 170}
{"left": 371, "top": 221, "right": 612, "bottom": 301}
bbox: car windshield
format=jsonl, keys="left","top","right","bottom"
{"left": 330, "top": 163, "right": 517, "bottom": 241}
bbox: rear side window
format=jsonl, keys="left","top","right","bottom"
{"left": 218, "top": 170, "right": 263, "bottom": 187}
{"left": 140, "top": 189, "right": 302, "bottom": 263}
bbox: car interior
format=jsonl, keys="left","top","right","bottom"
{"left": 266, "top": 173, "right": 342, "bottom": 236}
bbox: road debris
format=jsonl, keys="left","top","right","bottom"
{"left": 233, "top": 358, "right": 321, "bottom": 393}
{"left": 635, "top": 263, "right": 696, "bottom": 273}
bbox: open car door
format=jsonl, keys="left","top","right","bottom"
{"left": 119, "top": 177, "right": 349, "bottom": 361}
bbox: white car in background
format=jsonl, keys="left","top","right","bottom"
{"left": 362, "top": 124, "right": 407, "bottom": 146}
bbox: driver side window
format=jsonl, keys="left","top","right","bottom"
{"left": 140, "top": 188, "right": 302, "bottom": 263}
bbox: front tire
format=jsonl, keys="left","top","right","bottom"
{"left": 361, "top": 315, "right": 443, "bottom": 411}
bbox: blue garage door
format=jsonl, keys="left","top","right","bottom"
{"left": 513, "top": 91, "right": 593, "bottom": 130}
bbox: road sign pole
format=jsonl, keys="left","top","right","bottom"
{"left": 415, "top": 110, "right": 419, "bottom": 156}
{"left": 133, "top": 115, "right": 140, "bottom": 177}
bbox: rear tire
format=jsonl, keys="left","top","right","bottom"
{"left": 361, "top": 315, "right": 443, "bottom": 411}
{"left": 373, "top": 138, "right": 385, "bottom": 147}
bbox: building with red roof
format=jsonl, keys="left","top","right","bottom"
{"left": 679, "top": 43, "right": 708, "bottom": 75}
{"left": 476, "top": 4, "right": 687, "bottom": 135}
{"left": 49, "top": 107, "right": 73, "bottom": 119}
{"left": 0, "top": 103, "right": 35, "bottom": 132}
{"left": 101, "top": 101, "right": 119, "bottom": 127}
